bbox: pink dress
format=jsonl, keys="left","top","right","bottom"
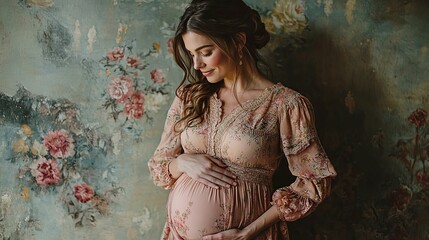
{"left": 148, "top": 83, "right": 337, "bottom": 240}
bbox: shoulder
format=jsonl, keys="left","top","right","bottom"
{"left": 272, "top": 83, "right": 312, "bottom": 110}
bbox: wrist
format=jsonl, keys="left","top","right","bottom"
{"left": 241, "top": 226, "right": 256, "bottom": 240}
{"left": 241, "top": 206, "right": 280, "bottom": 239}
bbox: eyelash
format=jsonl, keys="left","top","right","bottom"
{"left": 190, "top": 51, "right": 212, "bottom": 58}
{"left": 202, "top": 52, "right": 212, "bottom": 57}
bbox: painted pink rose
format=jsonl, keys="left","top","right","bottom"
{"left": 150, "top": 69, "right": 165, "bottom": 83}
{"left": 295, "top": 4, "right": 304, "bottom": 14}
{"left": 123, "top": 92, "right": 145, "bottom": 119}
{"left": 416, "top": 171, "right": 429, "bottom": 189}
{"left": 43, "top": 129, "right": 75, "bottom": 159}
{"left": 390, "top": 185, "right": 412, "bottom": 211}
{"left": 30, "top": 157, "right": 61, "bottom": 186}
{"left": 106, "top": 46, "right": 125, "bottom": 61}
{"left": 66, "top": 109, "right": 77, "bottom": 118}
{"left": 408, "top": 108, "right": 427, "bottom": 128}
{"left": 108, "top": 75, "right": 133, "bottom": 102}
{"left": 73, "top": 183, "right": 95, "bottom": 203}
{"left": 126, "top": 56, "right": 141, "bottom": 68}
{"left": 167, "top": 37, "right": 174, "bottom": 55}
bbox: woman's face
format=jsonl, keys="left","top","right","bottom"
{"left": 182, "top": 31, "right": 235, "bottom": 83}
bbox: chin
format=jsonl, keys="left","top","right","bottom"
{"left": 205, "top": 77, "right": 223, "bottom": 84}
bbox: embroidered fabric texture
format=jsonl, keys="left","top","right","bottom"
{"left": 222, "top": 159, "right": 274, "bottom": 186}
{"left": 210, "top": 86, "right": 274, "bottom": 158}
{"left": 272, "top": 186, "right": 315, "bottom": 221}
{"left": 282, "top": 132, "right": 317, "bottom": 155}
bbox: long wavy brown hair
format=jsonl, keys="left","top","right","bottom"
{"left": 172, "top": 0, "right": 270, "bottom": 133}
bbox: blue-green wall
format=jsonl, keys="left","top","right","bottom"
{"left": 1, "top": 0, "right": 428, "bottom": 239}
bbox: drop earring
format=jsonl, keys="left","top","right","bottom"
{"left": 239, "top": 53, "right": 243, "bottom": 66}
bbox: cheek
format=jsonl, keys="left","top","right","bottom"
{"left": 207, "top": 52, "right": 228, "bottom": 68}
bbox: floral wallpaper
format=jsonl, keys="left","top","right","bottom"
{"left": 101, "top": 42, "right": 171, "bottom": 138}
{"left": 0, "top": 0, "right": 428, "bottom": 239}
{"left": 2, "top": 88, "right": 122, "bottom": 236}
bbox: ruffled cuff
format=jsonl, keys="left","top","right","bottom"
{"left": 148, "top": 159, "right": 176, "bottom": 190}
{"left": 272, "top": 186, "right": 316, "bottom": 221}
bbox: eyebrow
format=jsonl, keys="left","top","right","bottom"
{"left": 192, "top": 44, "right": 214, "bottom": 52}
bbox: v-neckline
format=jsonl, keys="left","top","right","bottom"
{"left": 212, "top": 83, "right": 278, "bottom": 123}
{"left": 207, "top": 83, "right": 280, "bottom": 157}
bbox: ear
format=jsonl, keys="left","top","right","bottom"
{"left": 236, "top": 32, "right": 246, "bottom": 50}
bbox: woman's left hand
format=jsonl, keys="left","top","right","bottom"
{"left": 202, "top": 229, "right": 248, "bottom": 240}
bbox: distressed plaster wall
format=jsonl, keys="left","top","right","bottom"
{"left": 0, "top": 0, "right": 428, "bottom": 239}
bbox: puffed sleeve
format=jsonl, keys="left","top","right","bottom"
{"left": 148, "top": 96, "right": 184, "bottom": 190}
{"left": 272, "top": 94, "right": 337, "bottom": 221}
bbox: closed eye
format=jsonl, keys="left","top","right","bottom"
{"left": 202, "top": 51, "right": 212, "bottom": 57}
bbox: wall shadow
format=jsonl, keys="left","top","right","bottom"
{"left": 269, "top": 28, "right": 393, "bottom": 239}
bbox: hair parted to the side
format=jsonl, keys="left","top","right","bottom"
{"left": 173, "top": 0, "right": 270, "bottom": 133}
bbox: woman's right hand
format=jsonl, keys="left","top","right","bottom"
{"left": 175, "top": 153, "right": 237, "bottom": 189}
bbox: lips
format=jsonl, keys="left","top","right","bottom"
{"left": 201, "top": 69, "right": 214, "bottom": 77}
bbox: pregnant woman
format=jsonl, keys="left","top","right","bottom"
{"left": 148, "top": 0, "right": 337, "bottom": 239}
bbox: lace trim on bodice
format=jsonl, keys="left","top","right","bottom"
{"left": 209, "top": 84, "right": 281, "bottom": 158}
{"left": 222, "top": 158, "right": 274, "bottom": 186}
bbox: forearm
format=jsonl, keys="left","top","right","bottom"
{"left": 242, "top": 206, "right": 281, "bottom": 239}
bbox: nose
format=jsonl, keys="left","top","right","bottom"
{"left": 193, "top": 56, "right": 204, "bottom": 70}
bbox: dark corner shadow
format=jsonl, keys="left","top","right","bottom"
{"left": 269, "top": 28, "right": 390, "bottom": 239}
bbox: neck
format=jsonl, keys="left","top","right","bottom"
{"left": 223, "top": 66, "right": 265, "bottom": 92}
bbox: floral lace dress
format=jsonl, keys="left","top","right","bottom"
{"left": 148, "top": 83, "right": 337, "bottom": 240}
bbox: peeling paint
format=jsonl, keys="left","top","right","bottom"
{"left": 27, "top": 0, "right": 54, "bottom": 7}
{"left": 316, "top": 0, "right": 322, "bottom": 6}
{"left": 37, "top": 20, "right": 71, "bottom": 66}
{"left": 421, "top": 46, "right": 428, "bottom": 58}
{"left": 345, "top": 0, "right": 356, "bottom": 24}
{"left": 345, "top": 90, "right": 355, "bottom": 114}
{"left": 113, "top": 0, "right": 118, "bottom": 6}
{"left": 132, "top": 208, "right": 153, "bottom": 235}
{"left": 0, "top": 22, "right": 5, "bottom": 66}
{"left": 116, "top": 23, "right": 128, "bottom": 44}
{"left": 1, "top": 193, "right": 12, "bottom": 206}
{"left": 72, "top": 20, "right": 81, "bottom": 53}
{"left": 20, "top": 187, "right": 30, "bottom": 201}
{"left": 370, "top": 129, "right": 384, "bottom": 149}
{"left": 111, "top": 130, "right": 122, "bottom": 155}
{"left": 135, "top": 0, "right": 154, "bottom": 3}
{"left": 87, "top": 25, "right": 97, "bottom": 54}
{"left": 323, "top": 0, "right": 333, "bottom": 16}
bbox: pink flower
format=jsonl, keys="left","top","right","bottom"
{"left": 408, "top": 108, "right": 427, "bottom": 128}
{"left": 108, "top": 75, "right": 133, "bottom": 102}
{"left": 73, "top": 183, "right": 95, "bottom": 203}
{"left": 150, "top": 69, "right": 165, "bottom": 83}
{"left": 167, "top": 37, "right": 174, "bottom": 55}
{"left": 106, "top": 47, "right": 125, "bottom": 61}
{"left": 390, "top": 185, "right": 412, "bottom": 211}
{"left": 43, "top": 129, "right": 75, "bottom": 159}
{"left": 295, "top": 4, "right": 304, "bottom": 14}
{"left": 124, "top": 92, "right": 145, "bottom": 119}
{"left": 30, "top": 157, "right": 61, "bottom": 186}
{"left": 416, "top": 171, "right": 429, "bottom": 189}
{"left": 126, "top": 56, "right": 141, "bottom": 68}
{"left": 66, "top": 109, "right": 77, "bottom": 118}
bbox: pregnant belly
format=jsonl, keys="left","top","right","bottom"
{"left": 167, "top": 174, "right": 272, "bottom": 240}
